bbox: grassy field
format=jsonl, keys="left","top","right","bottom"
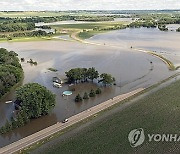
{"left": 41, "top": 78, "right": 180, "bottom": 154}
{"left": 52, "top": 22, "right": 128, "bottom": 29}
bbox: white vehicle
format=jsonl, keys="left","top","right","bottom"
{"left": 53, "top": 82, "right": 62, "bottom": 88}
{"left": 62, "top": 119, "right": 68, "bottom": 123}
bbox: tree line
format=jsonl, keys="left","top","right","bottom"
{"left": 0, "top": 30, "right": 51, "bottom": 40}
{"left": 0, "top": 22, "right": 35, "bottom": 32}
{"left": 0, "top": 48, "right": 23, "bottom": 98}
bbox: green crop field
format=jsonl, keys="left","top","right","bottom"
{"left": 40, "top": 78, "right": 180, "bottom": 154}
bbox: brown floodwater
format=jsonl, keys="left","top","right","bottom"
{"left": 0, "top": 27, "right": 178, "bottom": 147}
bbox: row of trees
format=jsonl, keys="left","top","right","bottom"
{"left": 0, "top": 30, "right": 51, "bottom": 39}
{"left": 128, "top": 21, "right": 157, "bottom": 28}
{"left": 0, "top": 22, "right": 35, "bottom": 32}
{"left": 75, "top": 88, "right": 102, "bottom": 102}
{"left": 0, "top": 48, "right": 23, "bottom": 98}
{"left": 0, "top": 83, "right": 56, "bottom": 134}
{"left": 65, "top": 67, "right": 115, "bottom": 86}
{"left": 0, "top": 15, "right": 115, "bottom": 25}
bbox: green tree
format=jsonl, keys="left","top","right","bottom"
{"left": 89, "top": 89, "right": 96, "bottom": 97}
{"left": 75, "top": 94, "right": 83, "bottom": 102}
{"left": 83, "top": 92, "right": 89, "bottom": 99}
{"left": 96, "top": 88, "right": 102, "bottom": 94}
{"left": 16, "top": 83, "right": 56, "bottom": 119}
{"left": 87, "top": 67, "right": 99, "bottom": 82}
{"left": 99, "top": 73, "right": 115, "bottom": 86}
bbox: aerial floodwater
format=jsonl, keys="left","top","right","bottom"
{"left": 0, "top": 27, "right": 179, "bottom": 147}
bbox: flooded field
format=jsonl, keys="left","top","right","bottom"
{"left": 0, "top": 27, "right": 178, "bottom": 147}
{"left": 88, "top": 27, "right": 180, "bottom": 67}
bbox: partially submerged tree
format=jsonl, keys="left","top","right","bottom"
{"left": 99, "top": 73, "right": 115, "bottom": 86}
{"left": 75, "top": 94, "right": 83, "bottom": 102}
{"left": 83, "top": 92, "right": 89, "bottom": 99}
{"left": 89, "top": 89, "right": 96, "bottom": 97}
{"left": 96, "top": 88, "right": 102, "bottom": 94}
{"left": 16, "top": 83, "right": 56, "bottom": 118}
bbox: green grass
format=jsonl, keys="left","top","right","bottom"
{"left": 42, "top": 78, "right": 180, "bottom": 154}
{"left": 78, "top": 30, "right": 104, "bottom": 39}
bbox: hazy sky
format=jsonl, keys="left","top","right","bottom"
{"left": 0, "top": 0, "right": 180, "bottom": 11}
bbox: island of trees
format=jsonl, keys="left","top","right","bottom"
{"left": 65, "top": 67, "right": 115, "bottom": 86}
{"left": 65, "top": 67, "right": 115, "bottom": 102}
{"left": 0, "top": 48, "right": 23, "bottom": 99}
{"left": 0, "top": 83, "right": 56, "bottom": 134}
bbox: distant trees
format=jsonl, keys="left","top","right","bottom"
{"left": 128, "top": 21, "right": 157, "bottom": 28}
{"left": 0, "top": 22, "right": 35, "bottom": 32}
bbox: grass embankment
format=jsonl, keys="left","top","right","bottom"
{"left": 148, "top": 51, "right": 176, "bottom": 70}
{"left": 42, "top": 78, "right": 180, "bottom": 154}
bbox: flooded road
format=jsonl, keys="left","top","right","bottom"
{"left": 0, "top": 27, "right": 177, "bottom": 147}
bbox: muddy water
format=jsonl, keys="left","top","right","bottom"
{"left": 88, "top": 27, "right": 180, "bottom": 67}
{"left": 0, "top": 28, "right": 176, "bottom": 147}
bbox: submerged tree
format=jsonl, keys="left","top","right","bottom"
{"left": 16, "top": 83, "right": 56, "bottom": 118}
{"left": 83, "top": 92, "right": 89, "bottom": 100}
{"left": 87, "top": 67, "right": 99, "bottom": 82}
{"left": 75, "top": 94, "right": 83, "bottom": 102}
{"left": 99, "top": 73, "right": 115, "bottom": 86}
{"left": 89, "top": 89, "right": 96, "bottom": 97}
{"left": 96, "top": 88, "right": 102, "bottom": 94}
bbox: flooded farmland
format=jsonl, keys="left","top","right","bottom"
{"left": 0, "top": 27, "right": 179, "bottom": 147}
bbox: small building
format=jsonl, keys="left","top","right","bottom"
{"left": 52, "top": 77, "right": 62, "bottom": 84}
